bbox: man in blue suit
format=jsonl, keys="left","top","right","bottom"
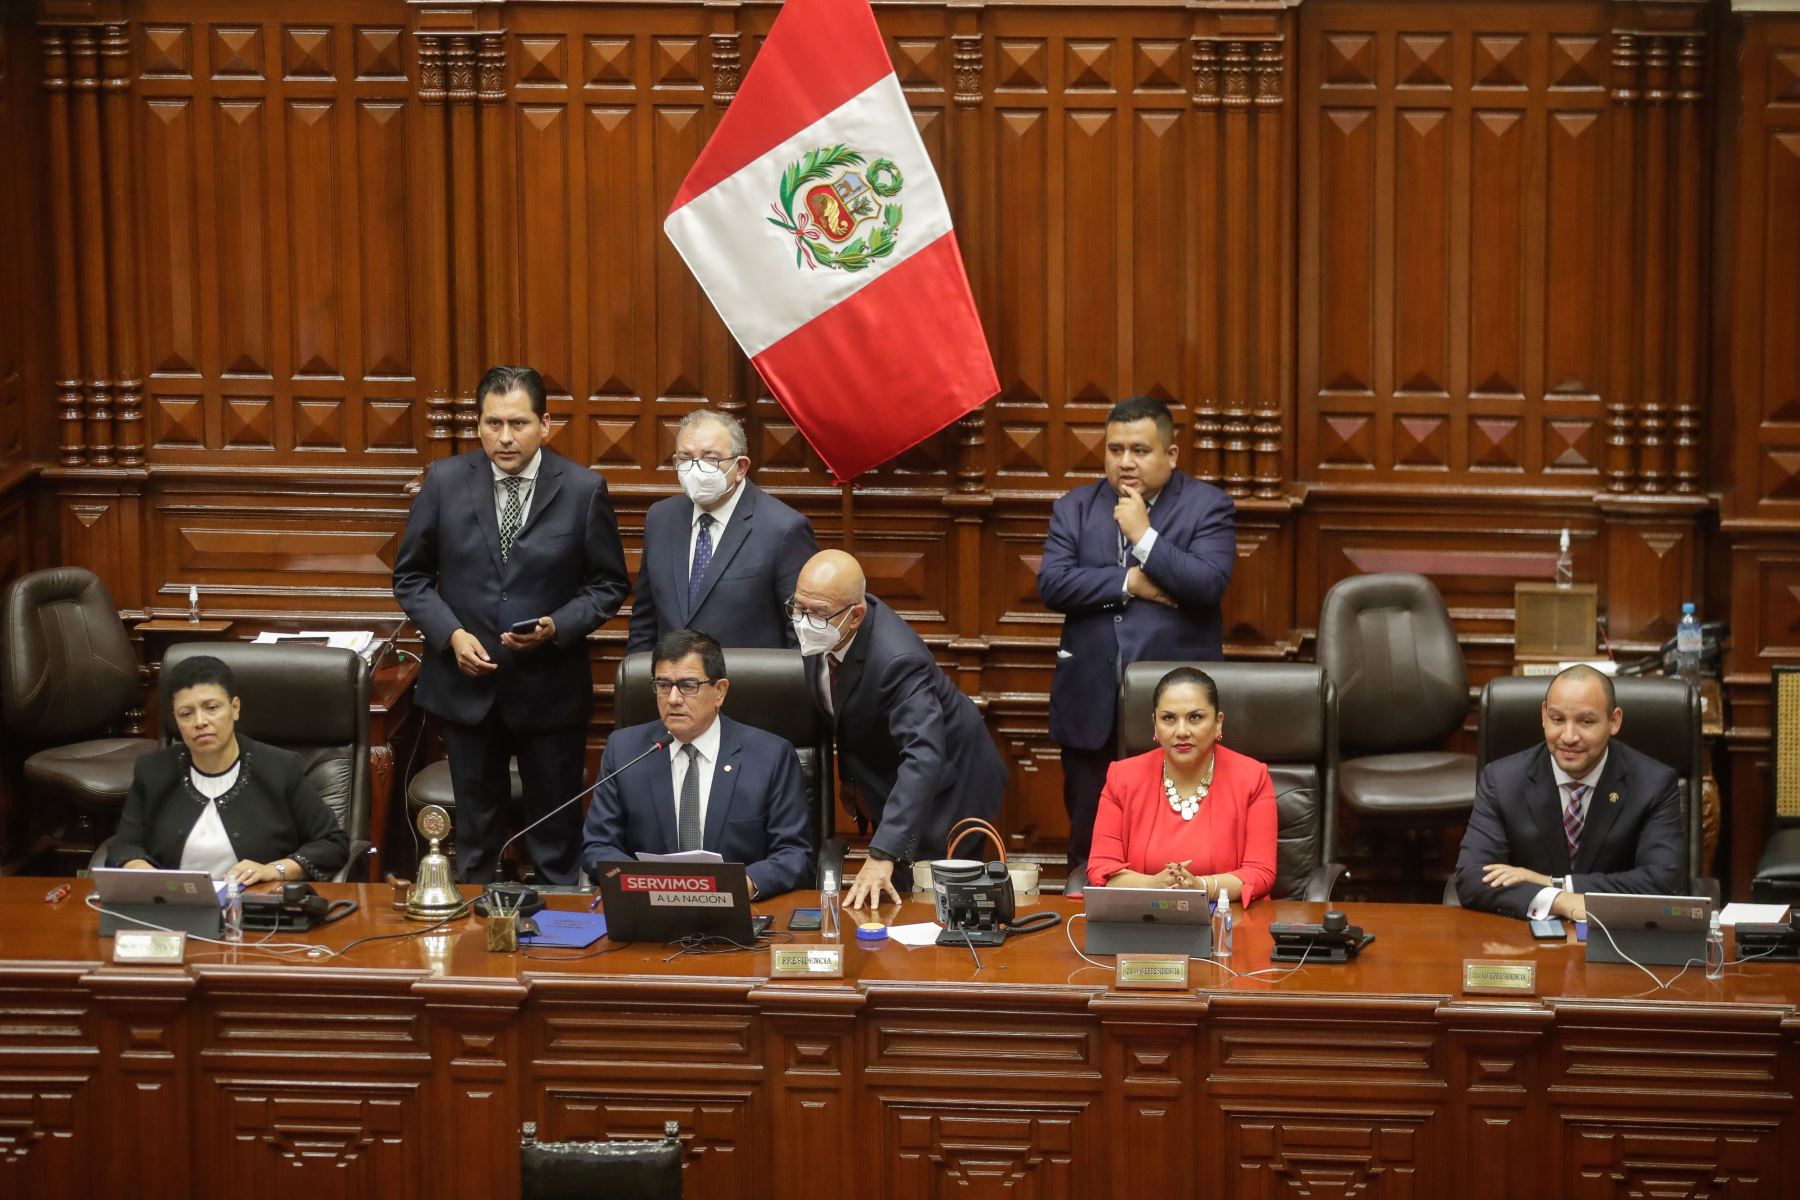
{"left": 1037, "top": 396, "right": 1236, "bottom": 876}
{"left": 394, "top": 366, "right": 630, "bottom": 884}
{"left": 1455, "top": 665, "right": 1683, "bottom": 921}
{"left": 580, "top": 629, "right": 813, "bottom": 898}
{"left": 791, "top": 550, "right": 1007, "bottom": 909}
{"left": 626, "top": 409, "right": 817, "bottom": 652}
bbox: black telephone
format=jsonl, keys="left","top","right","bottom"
{"left": 241, "top": 882, "right": 358, "bottom": 931}
{"left": 1268, "top": 910, "right": 1374, "bottom": 963}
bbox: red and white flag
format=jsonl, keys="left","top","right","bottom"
{"left": 663, "top": 0, "right": 997, "bottom": 482}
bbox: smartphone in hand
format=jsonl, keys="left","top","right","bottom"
{"left": 509, "top": 618, "right": 541, "bottom": 635}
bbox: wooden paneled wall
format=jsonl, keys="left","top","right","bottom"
{"left": 3, "top": 0, "right": 1796, "bottom": 886}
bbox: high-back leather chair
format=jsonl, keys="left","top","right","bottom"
{"left": 1316, "top": 572, "right": 1475, "bottom": 818}
{"left": 1752, "top": 665, "right": 1800, "bottom": 902}
{"left": 520, "top": 1120, "right": 682, "bottom": 1200}
{"left": 1475, "top": 673, "right": 1704, "bottom": 890}
{"left": 1064, "top": 660, "right": 1343, "bottom": 901}
{"left": 158, "top": 641, "right": 374, "bottom": 881}
{"left": 616, "top": 648, "right": 835, "bottom": 846}
{"left": 1, "top": 567, "right": 154, "bottom": 834}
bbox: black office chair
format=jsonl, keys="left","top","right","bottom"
{"left": 1, "top": 567, "right": 155, "bottom": 848}
{"left": 1750, "top": 666, "right": 1800, "bottom": 903}
{"left": 93, "top": 642, "right": 375, "bottom": 882}
{"left": 615, "top": 648, "right": 835, "bottom": 848}
{"left": 520, "top": 1120, "right": 682, "bottom": 1200}
{"left": 1443, "top": 673, "right": 1708, "bottom": 905}
{"left": 406, "top": 748, "right": 522, "bottom": 872}
{"left": 1065, "top": 661, "right": 1344, "bottom": 902}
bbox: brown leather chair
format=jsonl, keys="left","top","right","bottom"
{"left": 1, "top": 567, "right": 154, "bottom": 837}
{"left": 1317, "top": 573, "right": 1475, "bottom": 899}
{"left": 1752, "top": 665, "right": 1800, "bottom": 903}
{"left": 520, "top": 1119, "right": 682, "bottom": 1200}
{"left": 616, "top": 648, "right": 835, "bottom": 847}
{"left": 101, "top": 641, "right": 376, "bottom": 881}
{"left": 1064, "top": 660, "right": 1344, "bottom": 901}
{"left": 1458, "top": 673, "right": 1706, "bottom": 900}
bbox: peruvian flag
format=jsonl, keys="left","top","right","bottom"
{"left": 663, "top": 0, "right": 998, "bottom": 483}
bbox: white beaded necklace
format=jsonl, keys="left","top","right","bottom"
{"left": 1162, "top": 751, "right": 1216, "bottom": 821}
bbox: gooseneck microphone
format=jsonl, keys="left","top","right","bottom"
{"left": 492, "top": 733, "right": 670, "bottom": 877}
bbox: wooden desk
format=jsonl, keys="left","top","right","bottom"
{"left": 4, "top": 879, "right": 1797, "bottom": 1197}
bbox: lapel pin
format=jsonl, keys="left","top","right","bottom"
{"left": 723, "top": 764, "right": 733, "bottom": 773}
{"left": 1607, "top": 791, "right": 1619, "bottom": 805}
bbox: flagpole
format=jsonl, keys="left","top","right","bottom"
{"left": 839, "top": 481, "right": 855, "bottom": 558}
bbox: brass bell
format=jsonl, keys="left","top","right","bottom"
{"left": 406, "top": 804, "right": 466, "bottom": 921}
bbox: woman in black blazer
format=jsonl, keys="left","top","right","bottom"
{"left": 107, "top": 655, "right": 348, "bottom": 885}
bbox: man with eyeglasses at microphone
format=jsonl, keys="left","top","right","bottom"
{"left": 579, "top": 629, "right": 813, "bottom": 898}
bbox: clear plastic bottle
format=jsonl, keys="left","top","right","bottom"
{"left": 222, "top": 880, "right": 243, "bottom": 942}
{"left": 1675, "top": 602, "right": 1702, "bottom": 688}
{"left": 1554, "top": 529, "right": 1574, "bottom": 590}
{"left": 1212, "top": 889, "right": 1233, "bottom": 959}
{"left": 819, "top": 871, "right": 841, "bottom": 941}
{"left": 1705, "top": 910, "right": 1725, "bottom": 980}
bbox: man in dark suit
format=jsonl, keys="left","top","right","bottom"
{"left": 1455, "top": 665, "right": 1684, "bottom": 920}
{"left": 790, "top": 550, "right": 1007, "bottom": 908}
{"left": 627, "top": 409, "right": 817, "bottom": 652}
{"left": 393, "top": 365, "right": 629, "bottom": 884}
{"left": 1037, "top": 395, "right": 1236, "bottom": 876}
{"left": 580, "top": 629, "right": 813, "bottom": 898}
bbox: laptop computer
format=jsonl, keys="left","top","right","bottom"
{"left": 1583, "top": 892, "right": 1712, "bottom": 967}
{"left": 592, "top": 861, "right": 756, "bottom": 945}
{"left": 90, "top": 867, "right": 224, "bottom": 938}
{"left": 1082, "top": 886, "right": 1213, "bottom": 957}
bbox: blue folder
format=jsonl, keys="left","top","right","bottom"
{"left": 518, "top": 910, "right": 608, "bottom": 949}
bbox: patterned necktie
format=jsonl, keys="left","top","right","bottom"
{"left": 1562, "top": 783, "right": 1587, "bottom": 859}
{"left": 499, "top": 476, "right": 524, "bottom": 562}
{"left": 688, "top": 513, "right": 715, "bottom": 611}
{"left": 677, "top": 743, "right": 703, "bottom": 851}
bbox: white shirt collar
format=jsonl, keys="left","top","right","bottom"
{"left": 691, "top": 475, "right": 747, "bottom": 531}
{"left": 668, "top": 713, "right": 724, "bottom": 763}
{"left": 1550, "top": 747, "right": 1609, "bottom": 793}
{"left": 491, "top": 448, "right": 543, "bottom": 486}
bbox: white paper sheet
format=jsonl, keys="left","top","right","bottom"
{"left": 1718, "top": 903, "right": 1791, "bottom": 927}
{"left": 634, "top": 850, "right": 725, "bottom": 864}
{"left": 886, "top": 921, "right": 944, "bottom": 947}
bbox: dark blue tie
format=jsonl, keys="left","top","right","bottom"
{"left": 688, "top": 513, "right": 715, "bottom": 612}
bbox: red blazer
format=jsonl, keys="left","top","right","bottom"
{"left": 1086, "top": 744, "right": 1278, "bottom": 903}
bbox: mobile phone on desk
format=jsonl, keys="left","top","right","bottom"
{"left": 508, "top": 618, "right": 541, "bottom": 635}
{"left": 752, "top": 914, "right": 774, "bottom": 937}
{"left": 1528, "top": 917, "right": 1567, "bottom": 940}
{"left": 788, "top": 907, "right": 823, "bottom": 931}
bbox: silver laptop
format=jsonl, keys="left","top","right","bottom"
{"left": 90, "top": 867, "right": 224, "bottom": 938}
{"left": 1083, "top": 886, "right": 1213, "bottom": 957}
{"left": 1583, "top": 892, "right": 1711, "bottom": 968}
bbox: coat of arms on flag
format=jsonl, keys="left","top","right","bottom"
{"left": 662, "top": 0, "right": 998, "bottom": 482}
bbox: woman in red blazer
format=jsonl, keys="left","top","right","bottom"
{"left": 1086, "top": 667, "right": 1278, "bottom": 904}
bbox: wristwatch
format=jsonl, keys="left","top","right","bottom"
{"left": 274, "top": 862, "right": 289, "bottom": 881}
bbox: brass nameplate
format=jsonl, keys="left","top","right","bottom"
{"left": 1114, "top": 952, "right": 1190, "bottom": 991}
{"left": 1462, "top": 959, "right": 1537, "bottom": 996}
{"left": 113, "top": 931, "right": 186, "bottom": 964}
{"left": 770, "top": 945, "right": 844, "bottom": 978}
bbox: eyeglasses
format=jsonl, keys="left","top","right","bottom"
{"left": 785, "top": 600, "right": 855, "bottom": 630}
{"left": 671, "top": 453, "right": 734, "bottom": 475}
{"left": 650, "top": 677, "right": 716, "bottom": 697}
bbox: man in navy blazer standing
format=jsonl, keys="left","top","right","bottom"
{"left": 791, "top": 550, "right": 1007, "bottom": 909}
{"left": 394, "top": 365, "right": 629, "bottom": 883}
{"left": 1455, "top": 665, "right": 1683, "bottom": 921}
{"left": 581, "top": 629, "right": 813, "bottom": 898}
{"left": 1037, "top": 396, "right": 1236, "bottom": 877}
{"left": 626, "top": 409, "right": 817, "bottom": 652}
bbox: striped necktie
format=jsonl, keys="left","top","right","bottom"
{"left": 1562, "top": 783, "right": 1587, "bottom": 859}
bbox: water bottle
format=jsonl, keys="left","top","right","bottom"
{"left": 1705, "top": 910, "right": 1725, "bottom": 980}
{"left": 820, "top": 872, "right": 841, "bottom": 942}
{"left": 1212, "top": 889, "right": 1233, "bottom": 959}
{"left": 1674, "top": 602, "right": 1702, "bottom": 687}
{"left": 222, "top": 881, "right": 243, "bottom": 942}
{"left": 1554, "top": 529, "right": 1574, "bottom": 590}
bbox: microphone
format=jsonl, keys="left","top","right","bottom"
{"left": 365, "top": 612, "right": 411, "bottom": 672}
{"left": 494, "top": 732, "right": 670, "bottom": 882}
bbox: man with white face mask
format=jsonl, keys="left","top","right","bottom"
{"left": 792, "top": 550, "right": 1008, "bottom": 909}
{"left": 627, "top": 409, "right": 818, "bottom": 652}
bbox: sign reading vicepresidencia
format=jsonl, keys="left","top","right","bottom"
{"left": 1113, "top": 952, "right": 1190, "bottom": 991}
{"left": 1462, "top": 959, "right": 1537, "bottom": 996}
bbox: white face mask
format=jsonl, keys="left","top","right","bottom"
{"left": 793, "top": 610, "right": 847, "bottom": 657}
{"left": 677, "top": 458, "right": 737, "bottom": 506}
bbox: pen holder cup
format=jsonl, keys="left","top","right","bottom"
{"left": 486, "top": 913, "right": 518, "bottom": 953}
